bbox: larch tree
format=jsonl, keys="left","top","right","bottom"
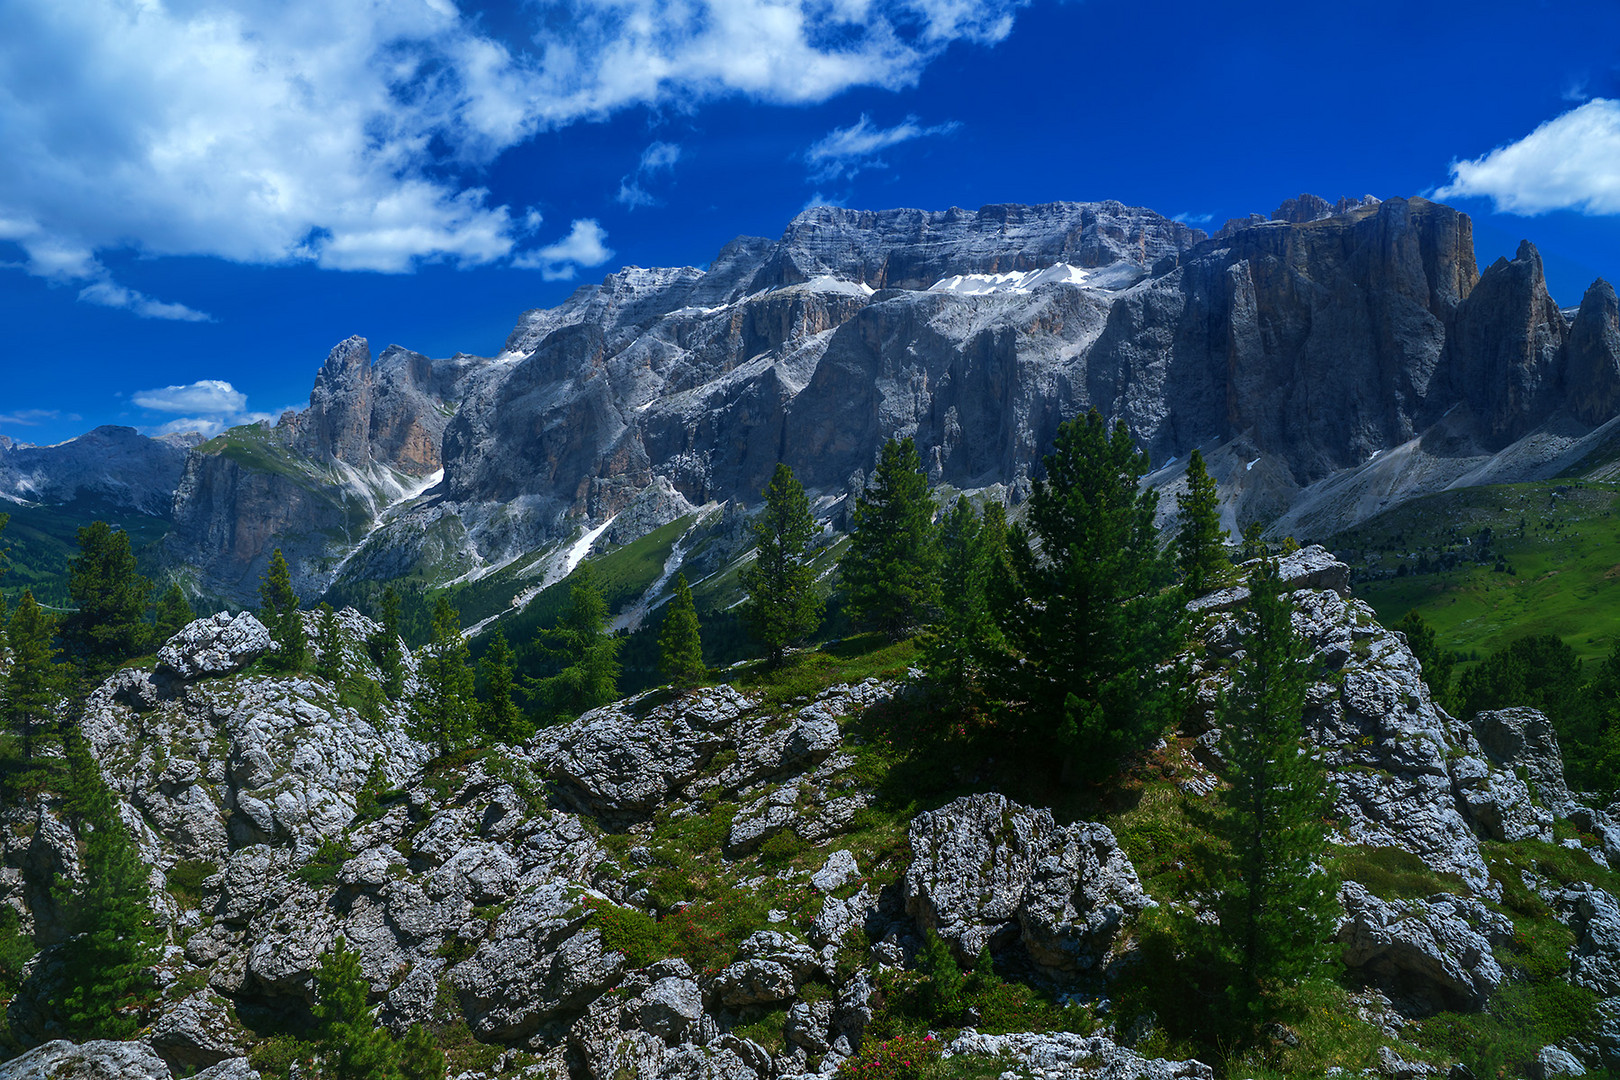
{"left": 658, "top": 573, "right": 706, "bottom": 688}
{"left": 409, "top": 596, "right": 475, "bottom": 757}
{"left": 742, "top": 463, "right": 822, "bottom": 665}
{"left": 60, "top": 521, "right": 152, "bottom": 674}
{"left": 1211, "top": 558, "right": 1336, "bottom": 1032}
{"left": 259, "top": 548, "right": 307, "bottom": 672}
{"left": 1175, "top": 449, "right": 1229, "bottom": 595}
{"left": 991, "top": 410, "right": 1183, "bottom": 779}
{"left": 840, "top": 437, "right": 941, "bottom": 639}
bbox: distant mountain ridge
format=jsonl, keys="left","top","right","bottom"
{"left": 10, "top": 195, "right": 1620, "bottom": 619}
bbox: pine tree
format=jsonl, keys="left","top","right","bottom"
{"left": 316, "top": 603, "right": 344, "bottom": 684}
{"left": 742, "top": 463, "right": 822, "bottom": 665}
{"left": 4, "top": 592, "right": 64, "bottom": 763}
{"left": 1398, "top": 610, "right": 1455, "bottom": 714}
{"left": 1175, "top": 449, "right": 1229, "bottom": 595}
{"left": 54, "top": 726, "right": 162, "bottom": 1040}
{"left": 1239, "top": 520, "right": 1267, "bottom": 560}
{"left": 840, "top": 437, "right": 940, "bottom": 639}
{"left": 370, "top": 586, "right": 406, "bottom": 698}
{"left": 259, "top": 548, "right": 307, "bottom": 672}
{"left": 530, "top": 566, "right": 620, "bottom": 722}
{"left": 396, "top": 1021, "right": 447, "bottom": 1080}
{"left": 478, "top": 627, "right": 529, "bottom": 744}
{"left": 59, "top": 521, "right": 152, "bottom": 673}
{"left": 1211, "top": 558, "right": 1336, "bottom": 1032}
{"left": 312, "top": 936, "right": 398, "bottom": 1080}
{"left": 409, "top": 596, "right": 475, "bottom": 758}
{"left": 922, "top": 497, "right": 1008, "bottom": 712}
{"left": 658, "top": 574, "right": 706, "bottom": 688}
{"left": 991, "top": 410, "right": 1183, "bottom": 778}
{"left": 152, "top": 582, "right": 193, "bottom": 645}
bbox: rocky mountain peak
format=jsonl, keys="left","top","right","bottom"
{"left": 1567, "top": 277, "right": 1620, "bottom": 426}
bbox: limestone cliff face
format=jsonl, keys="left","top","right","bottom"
{"left": 1567, "top": 279, "right": 1620, "bottom": 427}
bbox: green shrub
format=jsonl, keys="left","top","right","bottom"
{"left": 1332, "top": 845, "right": 1467, "bottom": 901}
{"left": 835, "top": 1033, "right": 943, "bottom": 1080}
{"left": 294, "top": 838, "right": 353, "bottom": 889}
{"left": 166, "top": 858, "right": 219, "bottom": 909}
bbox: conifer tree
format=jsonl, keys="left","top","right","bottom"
{"left": 1398, "top": 610, "right": 1455, "bottom": 714}
{"left": 478, "top": 627, "right": 529, "bottom": 744}
{"left": 840, "top": 437, "right": 940, "bottom": 638}
{"left": 658, "top": 574, "right": 706, "bottom": 688}
{"left": 316, "top": 602, "right": 344, "bottom": 683}
{"left": 1239, "top": 521, "right": 1266, "bottom": 561}
{"left": 922, "top": 497, "right": 1008, "bottom": 712}
{"left": 742, "top": 463, "right": 822, "bottom": 665}
{"left": 370, "top": 586, "right": 406, "bottom": 698}
{"left": 54, "top": 726, "right": 162, "bottom": 1040}
{"left": 152, "top": 582, "right": 193, "bottom": 645}
{"left": 991, "top": 410, "right": 1183, "bottom": 777}
{"left": 410, "top": 596, "right": 475, "bottom": 757}
{"left": 259, "top": 548, "right": 307, "bottom": 672}
{"left": 4, "top": 591, "right": 64, "bottom": 763}
{"left": 60, "top": 521, "right": 152, "bottom": 673}
{"left": 397, "top": 1021, "right": 447, "bottom": 1080}
{"left": 531, "top": 566, "right": 620, "bottom": 722}
{"left": 0, "top": 511, "right": 12, "bottom": 652}
{"left": 1211, "top": 558, "right": 1336, "bottom": 1032}
{"left": 312, "top": 936, "right": 398, "bottom": 1080}
{"left": 1175, "top": 449, "right": 1229, "bottom": 595}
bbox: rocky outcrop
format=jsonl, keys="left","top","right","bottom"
{"left": 946, "top": 1030, "right": 1213, "bottom": 1080}
{"left": 1472, "top": 708, "right": 1575, "bottom": 816}
{"left": 0, "top": 1039, "right": 174, "bottom": 1079}
{"left": 904, "top": 793, "right": 1152, "bottom": 972}
{"left": 1336, "top": 882, "right": 1510, "bottom": 1012}
{"left": 1567, "top": 280, "right": 1620, "bottom": 427}
{"left": 154, "top": 612, "right": 272, "bottom": 681}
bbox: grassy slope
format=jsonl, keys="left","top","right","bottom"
{"left": 0, "top": 498, "right": 173, "bottom": 609}
{"left": 1331, "top": 479, "right": 1620, "bottom": 666}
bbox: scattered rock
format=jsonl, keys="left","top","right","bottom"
{"left": 0, "top": 1039, "right": 173, "bottom": 1080}
{"left": 1337, "top": 882, "right": 1509, "bottom": 1012}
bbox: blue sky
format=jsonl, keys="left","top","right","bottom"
{"left": 2, "top": 0, "right": 1618, "bottom": 445}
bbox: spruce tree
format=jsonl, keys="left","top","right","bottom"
{"left": 742, "top": 463, "right": 822, "bottom": 665}
{"left": 531, "top": 566, "right": 620, "bottom": 722}
{"left": 922, "top": 497, "right": 1008, "bottom": 712}
{"left": 1239, "top": 520, "right": 1267, "bottom": 561}
{"left": 658, "top": 574, "right": 706, "bottom": 688}
{"left": 409, "top": 596, "right": 475, "bottom": 758}
{"left": 1398, "top": 610, "right": 1455, "bottom": 714}
{"left": 316, "top": 603, "right": 344, "bottom": 684}
{"left": 54, "top": 726, "right": 162, "bottom": 1040}
{"left": 4, "top": 592, "right": 64, "bottom": 764}
{"left": 991, "top": 410, "right": 1183, "bottom": 778}
{"left": 259, "top": 548, "right": 307, "bottom": 672}
{"left": 312, "top": 936, "right": 398, "bottom": 1080}
{"left": 397, "top": 1021, "right": 447, "bottom": 1080}
{"left": 370, "top": 586, "right": 406, "bottom": 698}
{"left": 478, "top": 627, "right": 529, "bottom": 745}
{"left": 1175, "top": 449, "right": 1229, "bottom": 595}
{"left": 59, "top": 521, "right": 152, "bottom": 673}
{"left": 152, "top": 582, "right": 193, "bottom": 645}
{"left": 1211, "top": 558, "right": 1336, "bottom": 1032}
{"left": 840, "top": 437, "right": 940, "bottom": 639}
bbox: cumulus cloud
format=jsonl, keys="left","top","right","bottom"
{"left": 1435, "top": 98, "right": 1620, "bottom": 215}
{"left": 805, "top": 113, "right": 960, "bottom": 181}
{"left": 129, "top": 379, "right": 286, "bottom": 437}
{"left": 515, "top": 220, "right": 616, "bottom": 280}
{"left": 616, "top": 140, "right": 683, "bottom": 209}
{"left": 0, "top": 0, "right": 1029, "bottom": 317}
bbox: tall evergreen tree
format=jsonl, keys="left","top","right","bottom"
{"left": 742, "top": 463, "right": 822, "bottom": 665}
{"left": 369, "top": 586, "right": 406, "bottom": 698}
{"left": 59, "top": 521, "right": 152, "bottom": 673}
{"left": 1239, "top": 521, "right": 1267, "bottom": 561}
{"left": 658, "top": 574, "right": 706, "bottom": 688}
{"left": 409, "top": 596, "right": 475, "bottom": 757}
{"left": 1211, "top": 558, "right": 1336, "bottom": 1032}
{"left": 53, "top": 726, "right": 162, "bottom": 1040}
{"left": 0, "top": 511, "right": 11, "bottom": 652}
{"left": 991, "top": 410, "right": 1183, "bottom": 777}
{"left": 312, "top": 936, "right": 398, "bottom": 1080}
{"left": 1398, "top": 610, "right": 1456, "bottom": 714}
{"left": 259, "top": 548, "right": 307, "bottom": 672}
{"left": 1175, "top": 449, "right": 1229, "bottom": 595}
{"left": 152, "top": 582, "right": 193, "bottom": 645}
{"left": 530, "top": 566, "right": 620, "bottom": 721}
{"left": 478, "top": 627, "right": 529, "bottom": 744}
{"left": 315, "top": 603, "right": 344, "bottom": 683}
{"left": 840, "top": 437, "right": 941, "bottom": 639}
{"left": 4, "top": 592, "right": 64, "bottom": 763}
{"left": 922, "top": 497, "right": 1009, "bottom": 712}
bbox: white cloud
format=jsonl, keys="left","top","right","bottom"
{"left": 133, "top": 380, "right": 248, "bottom": 416}
{"left": 0, "top": 0, "right": 1029, "bottom": 316}
{"left": 1171, "top": 211, "right": 1212, "bottom": 225}
{"left": 1435, "top": 98, "right": 1620, "bottom": 215}
{"left": 514, "top": 219, "right": 615, "bottom": 280}
{"left": 615, "top": 140, "right": 684, "bottom": 209}
{"left": 0, "top": 408, "right": 68, "bottom": 428}
{"left": 805, "top": 113, "right": 960, "bottom": 181}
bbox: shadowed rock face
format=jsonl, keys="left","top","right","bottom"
{"left": 159, "top": 194, "right": 1620, "bottom": 603}
{"left": 0, "top": 425, "right": 197, "bottom": 516}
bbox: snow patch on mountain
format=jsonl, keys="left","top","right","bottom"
{"left": 928, "top": 264, "right": 1091, "bottom": 295}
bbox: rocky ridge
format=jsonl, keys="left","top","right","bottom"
{"left": 7, "top": 549, "right": 1620, "bottom": 1076}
